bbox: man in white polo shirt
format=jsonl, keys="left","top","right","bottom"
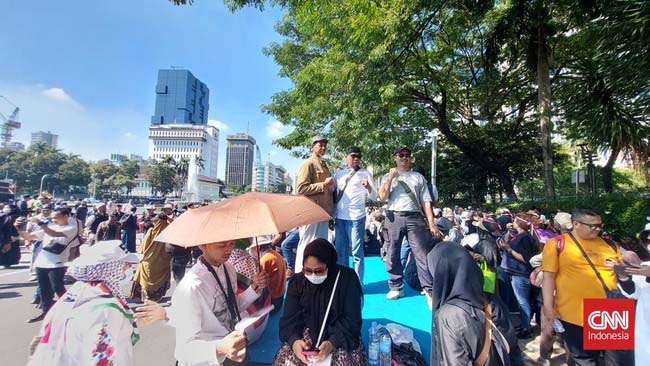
{"left": 16, "top": 207, "right": 79, "bottom": 323}
{"left": 333, "top": 146, "right": 376, "bottom": 282}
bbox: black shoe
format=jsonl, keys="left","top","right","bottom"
{"left": 27, "top": 312, "right": 46, "bottom": 323}
{"left": 30, "top": 297, "right": 41, "bottom": 305}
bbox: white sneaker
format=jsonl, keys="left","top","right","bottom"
{"left": 386, "top": 289, "right": 404, "bottom": 300}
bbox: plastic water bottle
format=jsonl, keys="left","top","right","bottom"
{"left": 368, "top": 322, "right": 379, "bottom": 366}
{"left": 379, "top": 330, "right": 392, "bottom": 366}
{"left": 552, "top": 319, "right": 563, "bottom": 333}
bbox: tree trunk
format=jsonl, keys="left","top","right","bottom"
{"left": 537, "top": 24, "right": 555, "bottom": 199}
{"left": 435, "top": 92, "right": 519, "bottom": 200}
{"left": 602, "top": 147, "right": 620, "bottom": 193}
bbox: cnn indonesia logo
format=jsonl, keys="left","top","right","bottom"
{"left": 583, "top": 299, "right": 635, "bottom": 350}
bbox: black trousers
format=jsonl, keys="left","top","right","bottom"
{"left": 36, "top": 267, "right": 66, "bottom": 312}
{"left": 383, "top": 211, "right": 434, "bottom": 292}
{"left": 561, "top": 321, "right": 634, "bottom": 366}
{"left": 171, "top": 254, "right": 191, "bottom": 283}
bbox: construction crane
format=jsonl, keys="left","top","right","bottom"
{"left": 0, "top": 96, "right": 21, "bottom": 148}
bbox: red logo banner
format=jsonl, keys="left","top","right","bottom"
{"left": 583, "top": 298, "right": 635, "bottom": 350}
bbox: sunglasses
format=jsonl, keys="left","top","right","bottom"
{"left": 349, "top": 154, "right": 362, "bottom": 159}
{"left": 575, "top": 220, "right": 603, "bottom": 231}
{"left": 397, "top": 153, "right": 411, "bottom": 158}
{"left": 303, "top": 267, "right": 327, "bottom": 276}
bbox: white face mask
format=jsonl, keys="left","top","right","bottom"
{"left": 2, "top": 208, "right": 11, "bottom": 214}
{"left": 305, "top": 272, "right": 327, "bottom": 285}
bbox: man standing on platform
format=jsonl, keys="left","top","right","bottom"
{"left": 294, "top": 135, "right": 334, "bottom": 273}
{"left": 378, "top": 146, "right": 440, "bottom": 304}
{"left": 333, "top": 146, "right": 376, "bottom": 282}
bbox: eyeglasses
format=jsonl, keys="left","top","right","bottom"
{"left": 303, "top": 267, "right": 327, "bottom": 276}
{"left": 575, "top": 220, "right": 603, "bottom": 231}
{"left": 349, "top": 154, "right": 362, "bottom": 159}
{"left": 397, "top": 153, "right": 411, "bottom": 158}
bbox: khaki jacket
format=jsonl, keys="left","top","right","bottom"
{"left": 296, "top": 155, "right": 334, "bottom": 214}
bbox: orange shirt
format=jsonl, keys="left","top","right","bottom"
{"left": 260, "top": 249, "right": 287, "bottom": 300}
{"left": 542, "top": 233, "right": 622, "bottom": 326}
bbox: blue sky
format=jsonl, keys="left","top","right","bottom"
{"left": 0, "top": 0, "right": 303, "bottom": 178}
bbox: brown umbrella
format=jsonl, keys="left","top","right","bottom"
{"left": 153, "top": 192, "right": 331, "bottom": 247}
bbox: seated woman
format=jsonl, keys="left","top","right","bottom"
{"left": 274, "top": 239, "right": 366, "bottom": 366}
{"left": 28, "top": 240, "right": 142, "bottom": 366}
{"left": 428, "top": 241, "right": 522, "bottom": 366}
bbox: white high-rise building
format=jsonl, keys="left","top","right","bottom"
{"left": 148, "top": 123, "right": 220, "bottom": 200}
{"left": 252, "top": 161, "right": 289, "bottom": 193}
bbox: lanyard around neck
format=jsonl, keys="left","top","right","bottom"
{"left": 199, "top": 256, "right": 241, "bottom": 328}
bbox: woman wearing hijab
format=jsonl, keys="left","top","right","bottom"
{"left": 274, "top": 238, "right": 366, "bottom": 366}
{"left": 0, "top": 204, "right": 21, "bottom": 268}
{"left": 28, "top": 240, "right": 141, "bottom": 366}
{"left": 429, "top": 241, "right": 522, "bottom": 366}
{"left": 130, "top": 213, "right": 172, "bottom": 302}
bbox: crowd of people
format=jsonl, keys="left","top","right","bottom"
{"left": 0, "top": 134, "right": 649, "bottom": 366}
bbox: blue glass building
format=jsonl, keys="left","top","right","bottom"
{"left": 151, "top": 69, "right": 209, "bottom": 125}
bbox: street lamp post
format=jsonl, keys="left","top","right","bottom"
{"left": 39, "top": 173, "right": 59, "bottom": 195}
{"left": 431, "top": 129, "right": 441, "bottom": 188}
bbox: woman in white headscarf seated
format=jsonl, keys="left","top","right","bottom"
{"left": 28, "top": 240, "right": 142, "bottom": 366}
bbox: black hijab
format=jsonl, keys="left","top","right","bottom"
{"left": 303, "top": 238, "right": 337, "bottom": 276}
{"left": 428, "top": 241, "right": 484, "bottom": 314}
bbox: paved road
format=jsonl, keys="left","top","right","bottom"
{"left": 0, "top": 247, "right": 176, "bottom": 366}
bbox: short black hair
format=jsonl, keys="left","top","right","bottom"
{"left": 54, "top": 207, "right": 71, "bottom": 216}
{"left": 572, "top": 207, "right": 601, "bottom": 222}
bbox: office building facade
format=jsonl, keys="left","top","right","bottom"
{"left": 30, "top": 131, "right": 58, "bottom": 148}
{"left": 151, "top": 69, "right": 209, "bottom": 125}
{"left": 225, "top": 134, "right": 256, "bottom": 186}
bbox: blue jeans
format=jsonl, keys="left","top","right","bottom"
{"left": 334, "top": 217, "right": 366, "bottom": 282}
{"left": 281, "top": 230, "right": 300, "bottom": 270}
{"left": 122, "top": 229, "right": 136, "bottom": 253}
{"left": 511, "top": 274, "right": 533, "bottom": 332}
{"left": 400, "top": 238, "right": 410, "bottom": 269}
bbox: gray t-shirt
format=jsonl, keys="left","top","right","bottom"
{"left": 381, "top": 171, "right": 432, "bottom": 212}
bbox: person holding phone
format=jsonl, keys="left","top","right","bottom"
{"left": 16, "top": 207, "right": 79, "bottom": 322}
{"left": 274, "top": 239, "right": 366, "bottom": 366}
{"left": 616, "top": 257, "right": 650, "bottom": 365}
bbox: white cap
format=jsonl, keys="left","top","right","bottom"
{"left": 163, "top": 203, "right": 173, "bottom": 209}
{"left": 67, "top": 240, "right": 142, "bottom": 267}
{"left": 95, "top": 202, "right": 106, "bottom": 209}
{"left": 251, "top": 235, "right": 274, "bottom": 246}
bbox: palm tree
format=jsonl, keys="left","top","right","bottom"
{"left": 174, "top": 156, "right": 191, "bottom": 198}
{"left": 193, "top": 155, "right": 205, "bottom": 174}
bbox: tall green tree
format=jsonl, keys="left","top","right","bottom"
{"left": 59, "top": 154, "right": 92, "bottom": 189}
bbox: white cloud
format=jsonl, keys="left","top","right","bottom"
{"left": 40, "top": 87, "right": 80, "bottom": 107}
{"left": 269, "top": 150, "right": 278, "bottom": 156}
{"left": 1, "top": 83, "right": 148, "bottom": 162}
{"left": 266, "top": 120, "right": 293, "bottom": 138}
{"left": 208, "top": 119, "right": 229, "bottom": 131}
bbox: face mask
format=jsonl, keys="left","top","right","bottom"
{"left": 305, "top": 272, "right": 327, "bottom": 285}
{"left": 2, "top": 208, "right": 11, "bottom": 214}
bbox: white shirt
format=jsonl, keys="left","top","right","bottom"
{"left": 380, "top": 170, "right": 433, "bottom": 212}
{"left": 619, "top": 262, "right": 650, "bottom": 366}
{"left": 170, "top": 261, "right": 259, "bottom": 366}
{"left": 334, "top": 167, "right": 377, "bottom": 220}
{"left": 33, "top": 221, "right": 78, "bottom": 269}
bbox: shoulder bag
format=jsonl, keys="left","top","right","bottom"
{"left": 334, "top": 167, "right": 361, "bottom": 204}
{"left": 567, "top": 232, "right": 626, "bottom": 299}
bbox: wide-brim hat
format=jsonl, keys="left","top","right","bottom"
{"left": 66, "top": 240, "right": 142, "bottom": 267}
